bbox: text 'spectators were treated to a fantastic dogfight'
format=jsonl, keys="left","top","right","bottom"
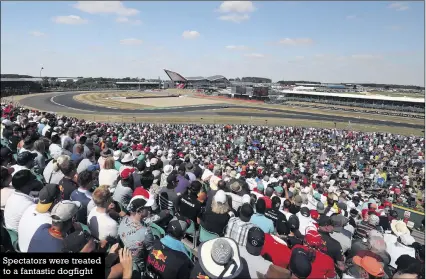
{"left": 2, "top": 253, "right": 105, "bottom": 278}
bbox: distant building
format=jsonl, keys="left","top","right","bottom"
{"left": 163, "top": 69, "right": 229, "bottom": 89}
{"left": 56, "top": 77, "right": 80, "bottom": 83}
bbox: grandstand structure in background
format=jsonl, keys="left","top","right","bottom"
{"left": 268, "top": 89, "right": 425, "bottom": 113}
{"left": 163, "top": 69, "right": 230, "bottom": 89}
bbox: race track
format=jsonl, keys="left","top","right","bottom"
{"left": 19, "top": 92, "right": 423, "bottom": 129}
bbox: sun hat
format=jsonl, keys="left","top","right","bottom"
{"left": 198, "top": 238, "right": 244, "bottom": 279}
{"left": 121, "top": 153, "right": 135, "bottom": 164}
{"left": 163, "top": 165, "right": 173, "bottom": 176}
{"left": 100, "top": 148, "right": 112, "bottom": 157}
{"left": 352, "top": 255, "right": 385, "bottom": 277}
{"left": 230, "top": 181, "right": 242, "bottom": 193}
{"left": 391, "top": 220, "right": 410, "bottom": 237}
{"left": 113, "top": 150, "right": 122, "bottom": 161}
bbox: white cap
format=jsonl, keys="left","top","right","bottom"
{"left": 214, "top": 190, "right": 227, "bottom": 204}
{"left": 400, "top": 233, "right": 415, "bottom": 246}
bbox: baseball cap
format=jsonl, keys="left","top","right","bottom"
{"left": 51, "top": 200, "right": 82, "bottom": 222}
{"left": 167, "top": 216, "right": 190, "bottom": 239}
{"left": 294, "top": 195, "right": 303, "bottom": 206}
{"left": 120, "top": 168, "right": 135, "bottom": 180}
{"left": 246, "top": 227, "right": 265, "bottom": 256}
{"left": 310, "top": 210, "right": 319, "bottom": 220}
{"left": 316, "top": 201, "right": 325, "bottom": 214}
{"left": 331, "top": 214, "right": 348, "bottom": 232}
{"left": 304, "top": 229, "right": 323, "bottom": 248}
{"left": 214, "top": 190, "right": 227, "bottom": 204}
{"left": 288, "top": 215, "right": 300, "bottom": 230}
{"left": 36, "top": 183, "right": 62, "bottom": 213}
{"left": 289, "top": 247, "right": 312, "bottom": 278}
{"left": 318, "top": 215, "right": 332, "bottom": 227}
{"left": 353, "top": 255, "right": 385, "bottom": 277}
{"left": 17, "top": 151, "right": 37, "bottom": 165}
{"left": 127, "top": 195, "right": 154, "bottom": 212}
{"left": 300, "top": 207, "right": 310, "bottom": 218}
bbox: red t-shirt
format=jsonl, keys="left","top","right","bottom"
{"left": 260, "top": 234, "right": 291, "bottom": 267}
{"left": 292, "top": 244, "right": 336, "bottom": 279}
{"left": 260, "top": 196, "right": 272, "bottom": 209}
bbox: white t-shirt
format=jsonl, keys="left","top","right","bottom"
{"left": 99, "top": 169, "right": 119, "bottom": 188}
{"left": 18, "top": 204, "right": 52, "bottom": 252}
{"left": 49, "top": 144, "right": 62, "bottom": 160}
{"left": 87, "top": 207, "right": 118, "bottom": 241}
{"left": 1, "top": 187, "right": 15, "bottom": 209}
{"left": 4, "top": 192, "right": 36, "bottom": 231}
{"left": 10, "top": 165, "right": 29, "bottom": 177}
{"left": 43, "top": 160, "right": 64, "bottom": 184}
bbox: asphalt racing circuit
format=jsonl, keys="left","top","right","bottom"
{"left": 18, "top": 91, "right": 423, "bottom": 130}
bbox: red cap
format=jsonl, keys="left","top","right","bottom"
{"left": 178, "top": 152, "right": 184, "bottom": 158}
{"left": 305, "top": 229, "right": 322, "bottom": 248}
{"left": 132, "top": 187, "right": 150, "bottom": 199}
{"left": 144, "top": 147, "right": 150, "bottom": 153}
{"left": 112, "top": 136, "right": 117, "bottom": 142}
{"left": 240, "top": 171, "right": 246, "bottom": 177}
{"left": 310, "top": 210, "right": 319, "bottom": 220}
{"left": 120, "top": 168, "right": 135, "bottom": 179}
{"left": 208, "top": 163, "right": 214, "bottom": 170}
{"left": 136, "top": 144, "right": 143, "bottom": 151}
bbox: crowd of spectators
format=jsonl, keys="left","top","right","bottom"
{"left": 1, "top": 102, "right": 425, "bottom": 279}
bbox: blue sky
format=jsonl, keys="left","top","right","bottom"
{"left": 1, "top": 1, "right": 424, "bottom": 85}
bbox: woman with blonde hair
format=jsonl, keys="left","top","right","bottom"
{"left": 200, "top": 190, "right": 234, "bottom": 236}
{"left": 99, "top": 157, "right": 119, "bottom": 192}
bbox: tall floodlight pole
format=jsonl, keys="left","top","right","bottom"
{"left": 40, "top": 67, "right": 44, "bottom": 78}
{"left": 139, "top": 77, "right": 141, "bottom": 91}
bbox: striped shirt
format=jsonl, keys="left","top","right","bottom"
{"left": 225, "top": 217, "right": 256, "bottom": 246}
{"left": 353, "top": 221, "right": 375, "bottom": 240}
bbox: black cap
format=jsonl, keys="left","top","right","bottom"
{"left": 166, "top": 173, "right": 178, "bottom": 184}
{"left": 17, "top": 151, "right": 37, "bottom": 165}
{"left": 318, "top": 215, "right": 332, "bottom": 227}
{"left": 246, "top": 227, "right": 265, "bottom": 256}
{"left": 37, "top": 184, "right": 62, "bottom": 213}
{"left": 167, "top": 216, "right": 190, "bottom": 239}
{"left": 276, "top": 219, "right": 290, "bottom": 235}
{"left": 300, "top": 207, "right": 310, "bottom": 218}
{"left": 289, "top": 247, "right": 312, "bottom": 278}
{"left": 239, "top": 203, "right": 254, "bottom": 222}
{"left": 288, "top": 215, "right": 300, "bottom": 230}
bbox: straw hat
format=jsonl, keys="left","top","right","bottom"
{"left": 390, "top": 220, "right": 410, "bottom": 237}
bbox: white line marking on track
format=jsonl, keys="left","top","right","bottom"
{"left": 50, "top": 95, "right": 94, "bottom": 112}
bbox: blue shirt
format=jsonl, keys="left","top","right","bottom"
{"left": 250, "top": 213, "right": 275, "bottom": 233}
{"left": 38, "top": 124, "right": 45, "bottom": 135}
{"left": 70, "top": 189, "right": 92, "bottom": 224}
{"left": 27, "top": 223, "right": 64, "bottom": 252}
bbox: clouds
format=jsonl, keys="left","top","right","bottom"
{"left": 119, "top": 38, "right": 142, "bottom": 45}
{"left": 388, "top": 2, "right": 409, "bottom": 11}
{"left": 226, "top": 45, "right": 249, "bottom": 51}
{"left": 217, "top": 1, "right": 255, "bottom": 23}
{"left": 115, "top": 17, "right": 142, "bottom": 25}
{"left": 29, "top": 31, "right": 46, "bottom": 37}
{"left": 244, "top": 53, "right": 265, "bottom": 58}
{"left": 73, "top": 1, "right": 139, "bottom": 16}
{"left": 276, "top": 38, "right": 314, "bottom": 46}
{"left": 346, "top": 15, "right": 357, "bottom": 20}
{"left": 52, "top": 15, "right": 88, "bottom": 25}
{"left": 182, "top": 30, "right": 200, "bottom": 39}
